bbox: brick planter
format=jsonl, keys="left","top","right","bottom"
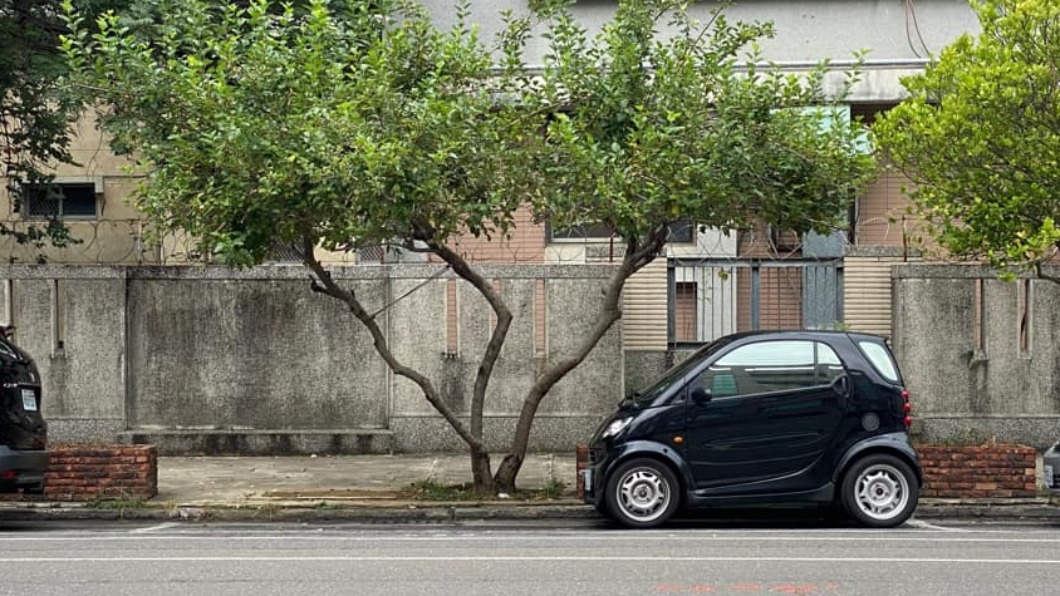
{"left": 43, "top": 445, "right": 158, "bottom": 501}
{"left": 917, "top": 444, "right": 1036, "bottom": 498}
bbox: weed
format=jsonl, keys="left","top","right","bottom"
{"left": 86, "top": 497, "right": 149, "bottom": 510}
{"left": 400, "top": 481, "right": 491, "bottom": 502}
{"left": 540, "top": 477, "right": 568, "bottom": 500}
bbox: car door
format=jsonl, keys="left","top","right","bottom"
{"left": 684, "top": 339, "right": 845, "bottom": 493}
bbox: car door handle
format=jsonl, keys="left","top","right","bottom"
{"left": 831, "top": 375, "right": 850, "bottom": 397}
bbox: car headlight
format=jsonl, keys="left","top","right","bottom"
{"left": 602, "top": 416, "right": 633, "bottom": 439}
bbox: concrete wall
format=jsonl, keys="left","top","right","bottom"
{"left": 0, "top": 264, "right": 620, "bottom": 452}
{"left": 126, "top": 270, "right": 390, "bottom": 431}
{"left": 893, "top": 264, "right": 1060, "bottom": 449}
{"left": 0, "top": 267, "right": 128, "bottom": 441}
{"left": 388, "top": 265, "right": 622, "bottom": 450}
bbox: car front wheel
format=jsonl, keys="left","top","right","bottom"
{"left": 605, "top": 458, "right": 680, "bottom": 529}
{"left": 841, "top": 454, "right": 919, "bottom": 528}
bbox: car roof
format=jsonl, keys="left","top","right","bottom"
{"left": 718, "top": 329, "right": 887, "bottom": 342}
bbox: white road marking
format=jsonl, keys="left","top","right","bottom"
{"left": 0, "top": 555, "right": 1056, "bottom": 565}
{"left": 128, "top": 522, "right": 180, "bottom": 534}
{"left": 0, "top": 533, "right": 1057, "bottom": 544}
{"left": 906, "top": 519, "right": 968, "bottom": 532}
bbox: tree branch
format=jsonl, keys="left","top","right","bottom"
{"left": 425, "top": 236, "right": 514, "bottom": 443}
{"left": 494, "top": 224, "right": 668, "bottom": 487}
{"left": 299, "top": 236, "right": 485, "bottom": 452}
{"left": 1035, "top": 261, "right": 1060, "bottom": 286}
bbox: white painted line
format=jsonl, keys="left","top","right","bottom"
{"left": 0, "top": 555, "right": 1056, "bottom": 565}
{"left": 129, "top": 522, "right": 180, "bottom": 534}
{"left": 1, "top": 534, "right": 1057, "bottom": 544}
{"left": 906, "top": 519, "right": 968, "bottom": 532}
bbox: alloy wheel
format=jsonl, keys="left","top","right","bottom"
{"left": 615, "top": 467, "right": 672, "bottom": 523}
{"left": 854, "top": 463, "right": 911, "bottom": 521}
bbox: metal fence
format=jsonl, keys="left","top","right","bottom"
{"left": 668, "top": 258, "right": 843, "bottom": 346}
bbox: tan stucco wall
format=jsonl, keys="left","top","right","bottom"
{"left": 1, "top": 113, "right": 152, "bottom": 264}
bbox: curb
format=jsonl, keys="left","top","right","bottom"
{"left": 0, "top": 499, "right": 597, "bottom": 523}
{"left": 1, "top": 499, "right": 1057, "bottom": 524}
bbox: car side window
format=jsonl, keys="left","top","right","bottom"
{"left": 690, "top": 340, "right": 844, "bottom": 398}
{"left": 815, "top": 343, "right": 845, "bottom": 385}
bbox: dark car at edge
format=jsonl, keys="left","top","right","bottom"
{"left": 0, "top": 326, "right": 47, "bottom": 494}
{"left": 582, "top": 330, "right": 920, "bottom": 528}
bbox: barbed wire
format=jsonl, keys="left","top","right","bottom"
{"left": 0, "top": 195, "right": 941, "bottom": 267}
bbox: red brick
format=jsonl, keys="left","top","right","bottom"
{"left": 19, "top": 445, "right": 159, "bottom": 503}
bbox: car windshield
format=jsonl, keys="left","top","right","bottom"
{"left": 628, "top": 336, "right": 734, "bottom": 406}
{"left": 0, "top": 339, "right": 21, "bottom": 362}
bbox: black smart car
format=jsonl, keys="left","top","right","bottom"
{"left": 0, "top": 326, "right": 47, "bottom": 494}
{"left": 582, "top": 331, "right": 920, "bottom": 528}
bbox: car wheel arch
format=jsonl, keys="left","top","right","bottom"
{"left": 605, "top": 447, "right": 691, "bottom": 507}
{"left": 836, "top": 444, "right": 922, "bottom": 490}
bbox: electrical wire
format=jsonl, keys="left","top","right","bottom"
{"left": 904, "top": 0, "right": 932, "bottom": 59}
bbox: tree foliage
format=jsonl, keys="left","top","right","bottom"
{"left": 65, "top": 0, "right": 514, "bottom": 263}
{"left": 874, "top": 0, "right": 1060, "bottom": 282}
{"left": 502, "top": 0, "right": 873, "bottom": 245}
{"left": 64, "top": 0, "right": 874, "bottom": 490}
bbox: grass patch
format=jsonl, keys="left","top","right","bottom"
{"left": 85, "top": 497, "right": 150, "bottom": 510}
{"left": 400, "top": 478, "right": 571, "bottom": 502}
{"left": 400, "top": 481, "right": 491, "bottom": 501}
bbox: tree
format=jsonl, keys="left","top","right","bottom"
{"left": 64, "top": 0, "right": 874, "bottom": 491}
{"left": 874, "top": 0, "right": 1060, "bottom": 283}
{"left": 1, "top": 0, "right": 127, "bottom": 252}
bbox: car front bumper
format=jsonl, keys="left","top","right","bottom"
{"left": 1044, "top": 441, "right": 1060, "bottom": 492}
{"left": 581, "top": 444, "right": 612, "bottom": 507}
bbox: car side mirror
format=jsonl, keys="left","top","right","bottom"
{"left": 690, "top": 387, "right": 713, "bottom": 405}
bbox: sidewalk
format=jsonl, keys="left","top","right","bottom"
{"left": 1, "top": 453, "right": 1058, "bottom": 523}
{"left": 155, "top": 453, "right": 577, "bottom": 505}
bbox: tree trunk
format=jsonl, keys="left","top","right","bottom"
{"left": 494, "top": 451, "right": 523, "bottom": 492}
{"left": 426, "top": 237, "right": 513, "bottom": 479}
{"left": 493, "top": 229, "right": 668, "bottom": 492}
{"left": 470, "top": 446, "right": 494, "bottom": 493}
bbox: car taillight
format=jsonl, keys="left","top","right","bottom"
{"left": 902, "top": 389, "right": 912, "bottom": 428}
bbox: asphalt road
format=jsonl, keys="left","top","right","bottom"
{"left": 0, "top": 517, "right": 1057, "bottom": 596}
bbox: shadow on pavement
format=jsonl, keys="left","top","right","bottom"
{"left": 594, "top": 506, "right": 860, "bottom": 530}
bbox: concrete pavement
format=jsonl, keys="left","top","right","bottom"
{"left": 155, "top": 453, "right": 576, "bottom": 505}
{"left": 1, "top": 452, "right": 1058, "bottom": 523}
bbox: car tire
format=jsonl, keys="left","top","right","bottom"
{"left": 841, "top": 454, "right": 919, "bottom": 528}
{"left": 593, "top": 501, "right": 615, "bottom": 520}
{"left": 604, "top": 458, "right": 680, "bottom": 529}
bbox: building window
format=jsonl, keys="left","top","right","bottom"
{"left": 547, "top": 221, "right": 695, "bottom": 243}
{"left": 20, "top": 182, "right": 98, "bottom": 219}
{"left": 673, "top": 282, "right": 698, "bottom": 342}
